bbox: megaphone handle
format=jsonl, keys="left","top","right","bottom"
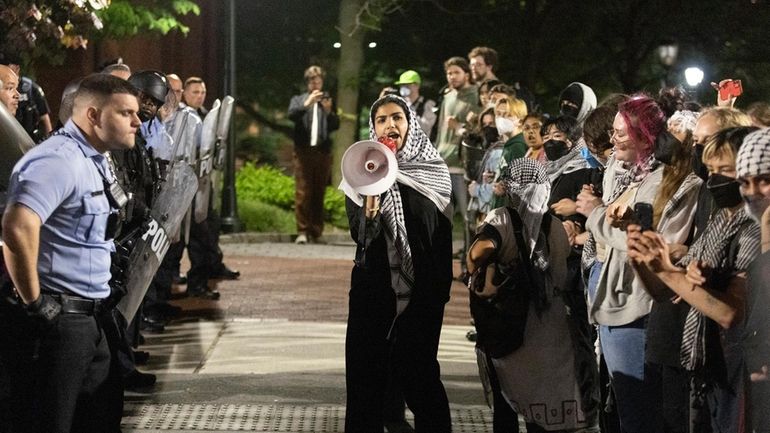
{"left": 365, "top": 196, "right": 380, "bottom": 219}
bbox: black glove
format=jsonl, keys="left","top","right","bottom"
{"left": 24, "top": 293, "right": 61, "bottom": 325}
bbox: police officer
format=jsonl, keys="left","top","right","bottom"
{"left": 1, "top": 74, "right": 140, "bottom": 432}
{"left": 0, "top": 52, "right": 53, "bottom": 142}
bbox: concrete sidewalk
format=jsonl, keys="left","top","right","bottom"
{"left": 121, "top": 241, "right": 493, "bottom": 432}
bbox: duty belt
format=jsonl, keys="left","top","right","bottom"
{"left": 44, "top": 292, "right": 105, "bottom": 315}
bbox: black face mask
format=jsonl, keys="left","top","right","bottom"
{"left": 692, "top": 144, "right": 709, "bottom": 181}
{"left": 544, "top": 139, "right": 570, "bottom": 161}
{"left": 654, "top": 131, "right": 681, "bottom": 165}
{"left": 482, "top": 125, "right": 499, "bottom": 146}
{"left": 707, "top": 173, "right": 743, "bottom": 209}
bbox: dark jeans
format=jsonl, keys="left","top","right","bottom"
{"left": 345, "top": 286, "right": 451, "bottom": 432}
{"left": 1, "top": 306, "right": 117, "bottom": 433}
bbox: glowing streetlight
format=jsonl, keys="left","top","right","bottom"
{"left": 684, "top": 67, "right": 704, "bottom": 87}
{"left": 368, "top": 42, "right": 377, "bottom": 48}
{"left": 333, "top": 42, "right": 341, "bottom": 49}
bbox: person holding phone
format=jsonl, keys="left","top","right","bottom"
{"left": 575, "top": 95, "right": 666, "bottom": 433}
{"left": 627, "top": 126, "right": 761, "bottom": 432}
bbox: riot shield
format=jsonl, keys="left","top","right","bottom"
{"left": 214, "top": 96, "right": 234, "bottom": 170}
{"left": 116, "top": 162, "right": 198, "bottom": 323}
{"left": 193, "top": 100, "right": 220, "bottom": 223}
{"left": 164, "top": 107, "right": 201, "bottom": 242}
{"left": 0, "top": 103, "right": 33, "bottom": 192}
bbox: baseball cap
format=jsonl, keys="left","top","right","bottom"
{"left": 395, "top": 70, "right": 421, "bottom": 85}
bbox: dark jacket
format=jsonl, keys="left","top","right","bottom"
{"left": 346, "top": 184, "right": 453, "bottom": 305}
{"left": 288, "top": 93, "right": 340, "bottom": 153}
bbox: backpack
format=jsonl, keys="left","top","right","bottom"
{"left": 469, "top": 208, "right": 548, "bottom": 358}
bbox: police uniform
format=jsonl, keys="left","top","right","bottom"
{"left": 16, "top": 76, "right": 51, "bottom": 143}
{"left": 2, "top": 120, "right": 119, "bottom": 432}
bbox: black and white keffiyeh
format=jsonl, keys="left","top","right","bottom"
{"left": 501, "top": 158, "right": 551, "bottom": 271}
{"left": 678, "top": 208, "right": 760, "bottom": 370}
{"left": 340, "top": 95, "right": 452, "bottom": 316}
{"left": 545, "top": 138, "right": 592, "bottom": 184}
{"left": 737, "top": 127, "right": 770, "bottom": 179}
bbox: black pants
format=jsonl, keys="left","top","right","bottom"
{"left": 1, "top": 306, "right": 117, "bottom": 433}
{"left": 187, "top": 204, "right": 224, "bottom": 291}
{"left": 647, "top": 362, "right": 690, "bottom": 433}
{"left": 345, "top": 287, "right": 451, "bottom": 432}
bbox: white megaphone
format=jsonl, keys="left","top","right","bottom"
{"left": 341, "top": 140, "right": 397, "bottom": 196}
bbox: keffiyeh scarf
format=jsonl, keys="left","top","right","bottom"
{"left": 545, "top": 138, "right": 591, "bottom": 184}
{"left": 501, "top": 158, "right": 551, "bottom": 273}
{"left": 340, "top": 95, "right": 452, "bottom": 317}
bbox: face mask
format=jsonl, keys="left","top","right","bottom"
{"left": 495, "top": 117, "right": 515, "bottom": 136}
{"left": 580, "top": 147, "right": 602, "bottom": 169}
{"left": 707, "top": 173, "right": 743, "bottom": 209}
{"left": 399, "top": 86, "right": 411, "bottom": 98}
{"left": 743, "top": 195, "right": 770, "bottom": 223}
{"left": 692, "top": 144, "right": 709, "bottom": 181}
{"left": 560, "top": 102, "right": 580, "bottom": 119}
{"left": 544, "top": 139, "right": 570, "bottom": 161}
{"left": 482, "top": 125, "right": 499, "bottom": 145}
{"left": 654, "top": 131, "right": 680, "bottom": 165}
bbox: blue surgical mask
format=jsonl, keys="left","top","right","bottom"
{"left": 580, "top": 147, "right": 602, "bottom": 168}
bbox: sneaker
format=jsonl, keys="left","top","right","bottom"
{"left": 295, "top": 233, "right": 308, "bottom": 244}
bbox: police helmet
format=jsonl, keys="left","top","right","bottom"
{"left": 128, "top": 70, "right": 169, "bottom": 106}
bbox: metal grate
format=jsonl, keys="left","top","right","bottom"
{"left": 122, "top": 403, "right": 492, "bottom": 432}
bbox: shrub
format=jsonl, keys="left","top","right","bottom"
{"left": 235, "top": 162, "right": 348, "bottom": 230}
{"left": 238, "top": 200, "right": 295, "bottom": 232}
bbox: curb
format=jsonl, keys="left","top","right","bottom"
{"left": 219, "top": 232, "right": 352, "bottom": 244}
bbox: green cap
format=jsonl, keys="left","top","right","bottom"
{"left": 394, "top": 70, "right": 421, "bottom": 85}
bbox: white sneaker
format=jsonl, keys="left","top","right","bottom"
{"left": 295, "top": 234, "right": 308, "bottom": 244}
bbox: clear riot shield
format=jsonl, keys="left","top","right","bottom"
{"left": 0, "top": 103, "right": 34, "bottom": 214}
{"left": 116, "top": 162, "right": 198, "bottom": 323}
{"left": 164, "top": 107, "right": 201, "bottom": 242}
{"left": 194, "top": 100, "right": 221, "bottom": 223}
{"left": 210, "top": 96, "right": 235, "bottom": 210}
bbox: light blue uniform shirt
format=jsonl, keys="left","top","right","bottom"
{"left": 6, "top": 120, "right": 115, "bottom": 299}
{"left": 141, "top": 118, "right": 173, "bottom": 161}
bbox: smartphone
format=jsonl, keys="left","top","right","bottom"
{"left": 634, "top": 202, "right": 654, "bottom": 232}
{"left": 719, "top": 79, "right": 743, "bottom": 100}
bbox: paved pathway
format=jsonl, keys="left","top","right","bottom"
{"left": 121, "top": 242, "right": 493, "bottom": 432}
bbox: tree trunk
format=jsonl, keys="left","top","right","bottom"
{"left": 332, "top": 0, "right": 366, "bottom": 186}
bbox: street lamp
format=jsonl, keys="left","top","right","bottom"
{"left": 684, "top": 67, "right": 704, "bottom": 87}
{"left": 658, "top": 40, "right": 679, "bottom": 88}
{"left": 220, "top": 0, "right": 241, "bottom": 232}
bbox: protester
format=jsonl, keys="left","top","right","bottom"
{"left": 627, "top": 126, "right": 760, "bottom": 432}
{"left": 490, "top": 97, "right": 528, "bottom": 209}
{"left": 575, "top": 95, "right": 666, "bottom": 433}
{"left": 558, "top": 82, "right": 597, "bottom": 125}
{"left": 522, "top": 113, "right": 546, "bottom": 164}
{"left": 736, "top": 127, "right": 770, "bottom": 432}
{"left": 394, "top": 69, "right": 436, "bottom": 135}
{"left": 341, "top": 94, "right": 452, "bottom": 432}
{"left": 468, "top": 46, "right": 499, "bottom": 83}
{"left": 468, "top": 158, "right": 599, "bottom": 432}
{"left": 288, "top": 65, "right": 340, "bottom": 245}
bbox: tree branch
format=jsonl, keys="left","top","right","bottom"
{"left": 235, "top": 101, "right": 293, "bottom": 138}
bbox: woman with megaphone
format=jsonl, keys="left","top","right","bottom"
{"left": 339, "top": 94, "right": 454, "bottom": 432}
